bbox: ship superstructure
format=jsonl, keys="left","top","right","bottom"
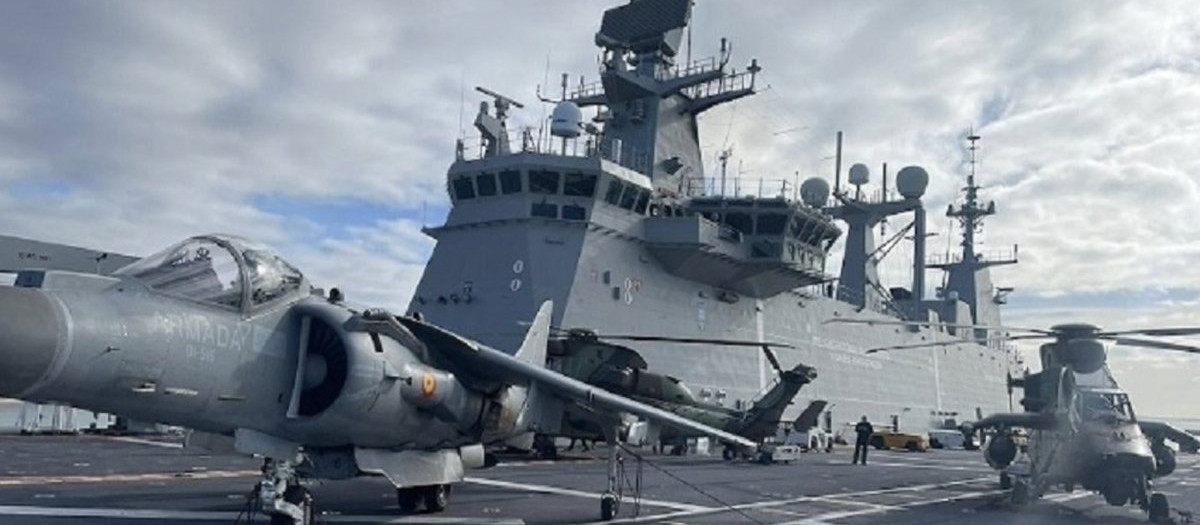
{"left": 409, "top": 0, "right": 1021, "bottom": 433}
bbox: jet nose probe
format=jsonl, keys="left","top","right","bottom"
{"left": 0, "top": 286, "right": 62, "bottom": 397}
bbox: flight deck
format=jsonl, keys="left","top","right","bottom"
{"left": 0, "top": 435, "right": 1196, "bottom": 525}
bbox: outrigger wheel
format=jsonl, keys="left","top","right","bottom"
{"left": 1148, "top": 492, "right": 1170, "bottom": 523}
{"left": 601, "top": 492, "right": 619, "bottom": 520}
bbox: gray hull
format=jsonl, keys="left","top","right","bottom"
{"left": 410, "top": 211, "right": 1017, "bottom": 433}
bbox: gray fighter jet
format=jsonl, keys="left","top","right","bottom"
{"left": 0, "top": 233, "right": 755, "bottom": 524}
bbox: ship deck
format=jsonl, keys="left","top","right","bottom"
{"left": 0, "top": 434, "right": 1197, "bottom": 525}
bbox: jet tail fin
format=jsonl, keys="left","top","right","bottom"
{"left": 514, "top": 301, "right": 552, "bottom": 364}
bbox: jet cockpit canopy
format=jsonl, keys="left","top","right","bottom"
{"left": 115, "top": 234, "right": 307, "bottom": 313}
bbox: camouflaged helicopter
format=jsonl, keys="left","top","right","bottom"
{"left": 835, "top": 318, "right": 1200, "bottom": 523}
{"left": 543, "top": 328, "right": 820, "bottom": 460}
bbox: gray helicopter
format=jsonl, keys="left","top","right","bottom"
{"left": 836, "top": 318, "right": 1200, "bottom": 523}
{"left": 0, "top": 233, "right": 756, "bottom": 524}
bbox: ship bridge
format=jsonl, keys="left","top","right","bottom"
{"left": 643, "top": 185, "right": 839, "bottom": 298}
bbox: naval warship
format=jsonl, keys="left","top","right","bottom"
{"left": 408, "top": 0, "right": 1022, "bottom": 434}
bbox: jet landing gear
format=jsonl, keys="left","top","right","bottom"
{"left": 397, "top": 484, "right": 450, "bottom": 513}
{"left": 259, "top": 459, "right": 313, "bottom": 525}
{"left": 600, "top": 425, "right": 645, "bottom": 521}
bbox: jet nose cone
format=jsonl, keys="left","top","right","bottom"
{"left": 0, "top": 286, "right": 62, "bottom": 398}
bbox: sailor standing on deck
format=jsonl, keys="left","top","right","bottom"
{"left": 852, "top": 416, "right": 874, "bottom": 465}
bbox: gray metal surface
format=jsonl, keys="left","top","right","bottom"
{"left": 1, "top": 434, "right": 1197, "bottom": 524}
{"left": 410, "top": 0, "right": 1021, "bottom": 436}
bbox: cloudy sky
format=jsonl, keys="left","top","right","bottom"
{"left": 3, "top": 1, "right": 1200, "bottom": 417}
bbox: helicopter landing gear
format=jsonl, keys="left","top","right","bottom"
{"left": 601, "top": 428, "right": 622, "bottom": 521}
{"left": 1010, "top": 478, "right": 1030, "bottom": 505}
{"left": 999, "top": 472, "right": 1012, "bottom": 490}
{"left": 259, "top": 458, "right": 313, "bottom": 525}
{"left": 1148, "top": 492, "right": 1170, "bottom": 523}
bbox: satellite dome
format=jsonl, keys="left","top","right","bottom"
{"left": 800, "top": 177, "right": 830, "bottom": 207}
{"left": 550, "top": 101, "right": 583, "bottom": 138}
{"left": 896, "top": 166, "right": 929, "bottom": 199}
{"left": 848, "top": 163, "right": 870, "bottom": 186}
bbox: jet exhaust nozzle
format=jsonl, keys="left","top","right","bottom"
{"left": 0, "top": 287, "right": 62, "bottom": 398}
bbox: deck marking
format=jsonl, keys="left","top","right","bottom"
{"left": 591, "top": 476, "right": 993, "bottom": 524}
{"left": 465, "top": 477, "right": 708, "bottom": 512}
{"left": 0, "top": 505, "right": 526, "bottom": 524}
{"left": 106, "top": 436, "right": 185, "bottom": 449}
{"left": 0, "top": 469, "right": 259, "bottom": 486}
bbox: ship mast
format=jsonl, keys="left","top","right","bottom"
{"left": 929, "top": 133, "right": 1018, "bottom": 334}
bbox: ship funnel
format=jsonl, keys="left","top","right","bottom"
{"left": 800, "top": 177, "right": 831, "bottom": 208}
{"left": 550, "top": 101, "right": 583, "bottom": 138}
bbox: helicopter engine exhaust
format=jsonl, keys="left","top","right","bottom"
{"left": 985, "top": 434, "right": 1017, "bottom": 470}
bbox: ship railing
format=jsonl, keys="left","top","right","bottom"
{"left": 926, "top": 247, "right": 1019, "bottom": 267}
{"left": 831, "top": 188, "right": 903, "bottom": 206}
{"left": 683, "top": 68, "right": 755, "bottom": 100}
{"left": 657, "top": 56, "right": 719, "bottom": 82}
{"left": 566, "top": 80, "right": 606, "bottom": 101}
{"left": 456, "top": 129, "right": 653, "bottom": 174}
{"left": 683, "top": 176, "right": 799, "bottom": 201}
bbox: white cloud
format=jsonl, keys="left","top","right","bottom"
{"left": 3, "top": 1, "right": 1200, "bottom": 415}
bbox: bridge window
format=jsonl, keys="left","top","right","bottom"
{"left": 499, "top": 170, "right": 522, "bottom": 194}
{"left": 756, "top": 213, "right": 787, "bottom": 235}
{"left": 619, "top": 185, "right": 639, "bottom": 210}
{"left": 476, "top": 173, "right": 498, "bottom": 197}
{"left": 529, "top": 170, "right": 560, "bottom": 194}
{"left": 605, "top": 180, "right": 625, "bottom": 205}
{"left": 724, "top": 212, "right": 752, "bottom": 235}
{"left": 634, "top": 190, "right": 650, "bottom": 214}
{"left": 452, "top": 177, "right": 475, "bottom": 200}
{"left": 562, "top": 204, "right": 587, "bottom": 221}
{"left": 563, "top": 173, "right": 598, "bottom": 197}
{"left": 531, "top": 202, "right": 558, "bottom": 218}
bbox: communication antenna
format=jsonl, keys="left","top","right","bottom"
{"left": 718, "top": 147, "right": 733, "bottom": 197}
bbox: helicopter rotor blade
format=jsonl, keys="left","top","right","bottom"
{"left": 1102, "top": 336, "right": 1200, "bottom": 355}
{"left": 824, "top": 318, "right": 1055, "bottom": 336}
{"left": 594, "top": 334, "right": 794, "bottom": 348}
{"left": 761, "top": 344, "right": 785, "bottom": 375}
{"left": 1098, "top": 327, "right": 1200, "bottom": 338}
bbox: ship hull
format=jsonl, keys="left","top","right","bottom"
{"left": 410, "top": 216, "right": 1018, "bottom": 434}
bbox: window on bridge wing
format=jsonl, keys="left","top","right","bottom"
{"left": 116, "top": 238, "right": 244, "bottom": 309}
{"left": 242, "top": 247, "right": 304, "bottom": 308}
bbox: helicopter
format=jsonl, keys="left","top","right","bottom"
{"left": 0, "top": 234, "right": 758, "bottom": 524}
{"left": 543, "top": 329, "right": 819, "bottom": 460}
{"left": 833, "top": 318, "right": 1200, "bottom": 523}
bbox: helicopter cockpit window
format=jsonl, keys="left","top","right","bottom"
{"left": 115, "top": 238, "right": 244, "bottom": 309}
{"left": 1079, "top": 391, "right": 1134, "bottom": 422}
{"left": 241, "top": 245, "right": 304, "bottom": 308}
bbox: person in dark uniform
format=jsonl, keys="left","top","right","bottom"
{"left": 852, "top": 416, "right": 874, "bottom": 465}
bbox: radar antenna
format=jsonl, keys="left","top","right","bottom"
{"left": 473, "top": 86, "right": 526, "bottom": 158}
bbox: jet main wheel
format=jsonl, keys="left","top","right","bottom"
{"left": 270, "top": 485, "right": 312, "bottom": 525}
{"left": 600, "top": 493, "right": 619, "bottom": 520}
{"left": 421, "top": 485, "right": 449, "bottom": 513}
{"left": 722, "top": 447, "right": 735, "bottom": 461}
{"left": 397, "top": 487, "right": 420, "bottom": 513}
{"left": 1148, "top": 493, "right": 1169, "bottom": 523}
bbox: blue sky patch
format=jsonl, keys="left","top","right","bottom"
{"left": 252, "top": 194, "right": 450, "bottom": 239}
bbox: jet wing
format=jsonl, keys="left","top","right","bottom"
{"left": 969, "top": 412, "right": 1057, "bottom": 431}
{"left": 397, "top": 303, "right": 758, "bottom": 450}
{"left": 1140, "top": 420, "right": 1200, "bottom": 453}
